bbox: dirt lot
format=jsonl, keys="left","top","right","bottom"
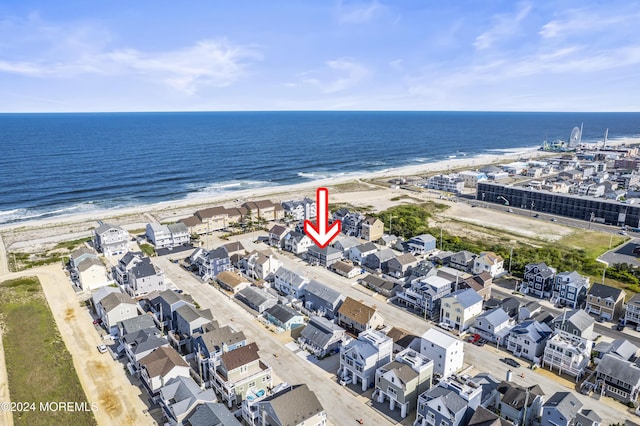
{"left": 7, "top": 266, "right": 154, "bottom": 426}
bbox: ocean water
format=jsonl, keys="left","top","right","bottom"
{"left": 0, "top": 111, "right": 638, "bottom": 225}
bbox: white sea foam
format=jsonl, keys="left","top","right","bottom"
{"left": 184, "top": 180, "right": 275, "bottom": 199}
{"left": 0, "top": 202, "right": 102, "bottom": 225}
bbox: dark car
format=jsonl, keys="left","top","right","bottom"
{"left": 533, "top": 214, "right": 539, "bottom": 218}
{"left": 616, "top": 323, "right": 625, "bottom": 331}
{"left": 501, "top": 358, "right": 521, "bottom": 368}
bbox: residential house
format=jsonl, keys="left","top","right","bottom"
{"left": 167, "top": 223, "right": 190, "bottom": 247}
{"left": 495, "top": 382, "right": 545, "bottom": 426}
{"left": 171, "top": 304, "right": 214, "bottom": 353}
{"left": 592, "top": 338, "right": 638, "bottom": 363}
{"left": 365, "top": 248, "right": 397, "bottom": 272}
{"left": 458, "top": 170, "right": 488, "bottom": 188}
{"left": 387, "top": 253, "right": 420, "bottom": 278}
{"left": 449, "top": 250, "right": 477, "bottom": 273}
{"left": 386, "top": 327, "right": 419, "bottom": 354}
{"left": 337, "top": 296, "right": 384, "bottom": 335}
{"left": 145, "top": 289, "right": 195, "bottom": 331}
{"left": 551, "top": 309, "right": 594, "bottom": 342}
{"left": 158, "top": 376, "right": 217, "bottom": 426}
{"left": 407, "top": 234, "right": 437, "bottom": 254}
{"left": 517, "top": 301, "right": 542, "bottom": 322}
{"left": 552, "top": 271, "right": 590, "bottom": 309}
{"left": 146, "top": 222, "right": 190, "bottom": 249}
{"left": 338, "top": 329, "right": 393, "bottom": 391}
{"left": 192, "top": 323, "right": 247, "bottom": 382}
{"left": 427, "top": 174, "right": 465, "bottom": 193}
{"left": 241, "top": 250, "right": 282, "bottom": 281}
{"left": 540, "top": 392, "right": 582, "bottom": 426}
{"left": 374, "top": 348, "right": 434, "bottom": 418}
{"left": 414, "top": 386, "right": 468, "bottom": 426}
{"left": 264, "top": 304, "right": 305, "bottom": 330}
{"left": 242, "top": 200, "right": 284, "bottom": 222}
{"left": 625, "top": 293, "right": 640, "bottom": 328}
{"left": 500, "top": 298, "right": 522, "bottom": 319}
{"left": 196, "top": 247, "right": 230, "bottom": 281}
{"left": 585, "top": 283, "right": 626, "bottom": 320}
{"left": 121, "top": 327, "right": 169, "bottom": 374}
{"left": 209, "top": 342, "right": 273, "bottom": 408}
{"left": 408, "top": 261, "right": 438, "bottom": 282}
{"left": 467, "top": 406, "right": 513, "bottom": 426}
{"left": 273, "top": 267, "right": 309, "bottom": 299}
{"left": 331, "top": 260, "right": 361, "bottom": 278}
{"left": 179, "top": 215, "right": 207, "bottom": 236}
{"left": 268, "top": 224, "right": 290, "bottom": 249}
{"left": 69, "top": 246, "right": 97, "bottom": 271}
{"left": 341, "top": 211, "right": 365, "bottom": 237}
{"left": 358, "top": 274, "right": 399, "bottom": 298}
{"left": 360, "top": 217, "right": 384, "bottom": 242}
{"left": 542, "top": 330, "right": 593, "bottom": 379}
{"left": 306, "top": 245, "right": 342, "bottom": 268}
{"left": 472, "top": 252, "right": 505, "bottom": 278}
{"left": 302, "top": 280, "right": 345, "bottom": 319}
{"left": 283, "top": 231, "right": 314, "bottom": 255}
{"left": 236, "top": 287, "right": 278, "bottom": 314}
{"left": 183, "top": 402, "right": 241, "bottom": 425}
{"left": 396, "top": 275, "right": 452, "bottom": 320}
{"left": 523, "top": 262, "right": 556, "bottom": 299}
{"left": 194, "top": 206, "right": 230, "bottom": 232}
{"left": 124, "top": 256, "right": 166, "bottom": 297}
{"left": 591, "top": 353, "right": 640, "bottom": 403}
{"left": 76, "top": 257, "right": 109, "bottom": 291}
{"left": 348, "top": 242, "right": 379, "bottom": 265}
{"left": 281, "top": 197, "right": 316, "bottom": 221}
{"left": 298, "top": 316, "right": 346, "bottom": 358}
{"left": 437, "top": 267, "right": 472, "bottom": 287}
{"left": 440, "top": 288, "right": 484, "bottom": 332}
{"left": 471, "top": 373, "right": 502, "bottom": 409}
{"left": 506, "top": 320, "right": 553, "bottom": 362}
{"left": 572, "top": 410, "right": 602, "bottom": 426}
{"left": 420, "top": 328, "right": 464, "bottom": 378}
{"left": 117, "top": 314, "right": 157, "bottom": 340}
{"left": 97, "top": 292, "right": 138, "bottom": 335}
{"left": 222, "top": 241, "right": 245, "bottom": 257}
{"left": 332, "top": 236, "right": 361, "bottom": 258}
{"left": 139, "top": 346, "right": 190, "bottom": 399}
{"left": 243, "top": 384, "right": 326, "bottom": 426}
{"left": 460, "top": 273, "right": 493, "bottom": 301}
{"left": 94, "top": 222, "right": 130, "bottom": 256}
{"left": 472, "top": 308, "right": 514, "bottom": 345}
{"left": 438, "top": 375, "right": 483, "bottom": 418}
{"left": 216, "top": 271, "right": 251, "bottom": 294}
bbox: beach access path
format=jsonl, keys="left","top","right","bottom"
{"left": 0, "top": 233, "right": 13, "bottom": 426}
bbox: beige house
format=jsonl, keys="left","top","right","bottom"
{"left": 195, "top": 206, "right": 229, "bottom": 232}
{"left": 360, "top": 217, "right": 384, "bottom": 242}
{"left": 585, "top": 283, "right": 626, "bottom": 320}
{"left": 139, "top": 346, "right": 190, "bottom": 399}
{"left": 76, "top": 257, "right": 110, "bottom": 291}
{"left": 179, "top": 216, "right": 207, "bottom": 235}
{"left": 472, "top": 251, "right": 505, "bottom": 278}
{"left": 242, "top": 200, "right": 284, "bottom": 222}
{"left": 97, "top": 292, "right": 138, "bottom": 334}
{"left": 337, "top": 297, "right": 384, "bottom": 335}
{"left": 217, "top": 271, "right": 251, "bottom": 294}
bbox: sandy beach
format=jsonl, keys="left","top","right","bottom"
{"left": 2, "top": 137, "right": 638, "bottom": 251}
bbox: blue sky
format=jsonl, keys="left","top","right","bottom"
{"left": 1, "top": 1, "right": 639, "bottom": 112}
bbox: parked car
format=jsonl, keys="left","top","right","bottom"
{"left": 475, "top": 338, "right": 487, "bottom": 347}
{"left": 550, "top": 218, "right": 558, "bottom": 222}
{"left": 97, "top": 344, "right": 108, "bottom": 354}
{"left": 466, "top": 334, "right": 481, "bottom": 344}
{"left": 500, "top": 358, "right": 521, "bottom": 368}
{"left": 437, "top": 322, "right": 454, "bottom": 332}
{"left": 595, "top": 317, "right": 605, "bottom": 323}
{"left": 93, "top": 318, "right": 102, "bottom": 325}
{"left": 616, "top": 323, "right": 625, "bottom": 331}
{"left": 533, "top": 214, "right": 540, "bottom": 218}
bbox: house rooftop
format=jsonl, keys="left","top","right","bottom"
{"left": 300, "top": 316, "right": 344, "bottom": 349}
{"left": 176, "top": 304, "right": 213, "bottom": 324}
{"left": 497, "top": 381, "right": 544, "bottom": 410}
{"left": 332, "top": 260, "right": 359, "bottom": 274}
{"left": 195, "top": 324, "right": 245, "bottom": 353}
{"left": 446, "top": 288, "right": 483, "bottom": 309}
{"left": 304, "top": 280, "right": 344, "bottom": 305}
{"left": 552, "top": 309, "right": 594, "bottom": 333}
{"left": 386, "top": 327, "right": 418, "bottom": 350}
{"left": 588, "top": 282, "right": 624, "bottom": 300}
{"left": 543, "top": 391, "right": 582, "bottom": 420}
{"left": 421, "top": 328, "right": 458, "bottom": 348}
{"left": 100, "top": 292, "right": 136, "bottom": 313}
{"left": 219, "top": 342, "right": 260, "bottom": 371}
{"left": 338, "top": 297, "right": 378, "bottom": 326}
{"left": 422, "top": 386, "right": 468, "bottom": 416}
{"left": 266, "top": 304, "right": 300, "bottom": 325}
{"left": 119, "top": 314, "right": 156, "bottom": 335}
{"left": 139, "top": 346, "right": 188, "bottom": 377}
{"left": 216, "top": 271, "right": 248, "bottom": 289}
{"left": 391, "top": 253, "right": 419, "bottom": 266}
{"left": 258, "top": 384, "right": 324, "bottom": 426}
{"left": 597, "top": 353, "right": 640, "bottom": 383}
{"left": 237, "top": 287, "right": 275, "bottom": 308}
{"left": 184, "top": 402, "right": 241, "bottom": 425}
{"left": 77, "top": 257, "right": 104, "bottom": 272}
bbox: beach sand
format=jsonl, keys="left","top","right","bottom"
{"left": 2, "top": 138, "right": 638, "bottom": 251}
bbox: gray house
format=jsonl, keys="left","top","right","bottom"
{"left": 496, "top": 382, "right": 545, "bottom": 426}
{"left": 117, "top": 314, "right": 156, "bottom": 340}
{"left": 551, "top": 309, "right": 594, "bottom": 341}
{"left": 121, "top": 328, "right": 169, "bottom": 373}
{"left": 158, "top": 375, "right": 217, "bottom": 426}
{"left": 97, "top": 292, "right": 139, "bottom": 334}
{"left": 506, "top": 320, "right": 553, "bottom": 362}
{"left": 298, "top": 316, "right": 346, "bottom": 357}
{"left": 592, "top": 338, "right": 638, "bottom": 363}
{"left": 449, "top": 250, "right": 477, "bottom": 272}
{"left": 235, "top": 287, "right": 278, "bottom": 314}
{"left": 407, "top": 234, "right": 437, "bottom": 254}
{"left": 302, "top": 280, "right": 345, "bottom": 319}
{"left": 171, "top": 304, "right": 215, "bottom": 353}
{"left": 125, "top": 257, "right": 166, "bottom": 297}
{"left": 365, "top": 248, "right": 397, "bottom": 272}
{"left": 183, "top": 402, "right": 241, "bottom": 426}
{"left": 264, "top": 304, "right": 305, "bottom": 330}
{"left": 414, "top": 386, "right": 468, "bottom": 426}
{"left": 591, "top": 353, "right": 640, "bottom": 403}
{"left": 145, "top": 289, "right": 195, "bottom": 331}
{"left": 540, "top": 392, "right": 582, "bottom": 426}
{"left": 523, "top": 262, "right": 556, "bottom": 299}
{"left": 273, "top": 266, "right": 309, "bottom": 299}
{"left": 387, "top": 253, "right": 420, "bottom": 278}
{"left": 306, "top": 245, "right": 342, "bottom": 267}
{"left": 472, "top": 307, "right": 513, "bottom": 344}
{"left": 552, "top": 271, "right": 590, "bottom": 309}
{"left": 349, "top": 242, "right": 379, "bottom": 265}
{"left": 94, "top": 222, "right": 130, "bottom": 256}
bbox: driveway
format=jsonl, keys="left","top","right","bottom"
{"left": 599, "top": 238, "right": 640, "bottom": 267}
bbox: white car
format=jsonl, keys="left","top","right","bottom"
{"left": 437, "top": 322, "right": 453, "bottom": 331}
{"left": 97, "top": 344, "right": 108, "bottom": 354}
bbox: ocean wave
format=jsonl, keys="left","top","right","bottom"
{"left": 297, "top": 172, "right": 330, "bottom": 180}
{"left": 183, "top": 180, "right": 275, "bottom": 199}
{"left": 0, "top": 201, "right": 102, "bottom": 225}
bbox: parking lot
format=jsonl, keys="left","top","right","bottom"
{"left": 599, "top": 237, "right": 640, "bottom": 266}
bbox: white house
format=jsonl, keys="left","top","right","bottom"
{"left": 472, "top": 251, "right": 504, "bottom": 278}
{"left": 283, "top": 231, "right": 314, "bottom": 255}
{"left": 94, "top": 222, "right": 130, "bottom": 256}
{"left": 420, "top": 328, "right": 464, "bottom": 378}
{"left": 272, "top": 266, "right": 309, "bottom": 299}
{"left": 281, "top": 197, "right": 316, "bottom": 221}
{"left": 439, "top": 288, "right": 483, "bottom": 332}
{"left": 472, "top": 307, "right": 514, "bottom": 344}
{"left": 506, "top": 320, "right": 553, "bottom": 362}
{"left": 338, "top": 330, "right": 393, "bottom": 392}
{"left": 348, "top": 242, "right": 378, "bottom": 265}
{"left": 76, "top": 257, "right": 110, "bottom": 291}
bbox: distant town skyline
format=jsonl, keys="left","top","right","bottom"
{"left": 1, "top": 1, "right": 639, "bottom": 112}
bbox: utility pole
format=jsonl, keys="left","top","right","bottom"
{"left": 440, "top": 228, "right": 443, "bottom": 251}
{"left": 509, "top": 247, "right": 513, "bottom": 273}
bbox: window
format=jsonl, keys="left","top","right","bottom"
{"left": 249, "top": 381, "right": 256, "bottom": 388}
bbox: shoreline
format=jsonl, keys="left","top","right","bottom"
{"left": 2, "top": 137, "right": 638, "bottom": 238}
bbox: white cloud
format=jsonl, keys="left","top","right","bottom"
{"left": 336, "top": 1, "right": 384, "bottom": 24}
{"left": 539, "top": 7, "right": 639, "bottom": 39}
{"left": 389, "top": 59, "right": 403, "bottom": 71}
{"left": 474, "top": 2, "right": 532, "bottom": 50}
{"left": 322, "top": 59, "right": 369, "bottom": 93}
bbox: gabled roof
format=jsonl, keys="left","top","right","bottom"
{"left": 596, "top": 353, "right": 640, "bottom": 384}
{"left": 510, "top": 320, "right": 552, "bottom": 343}
{"left": 183, "top": 402, "right": 241, "bottom": 426}
{"left": 390, "top": 252, "right": 419, "bottom": 266}
{"left": 195, "top": 206, "right": 228, "bottom": 220}
{"left": 338, "top": 297, "right": 378, "bottom": 325}
{"left": 123, "top": 330, "right": 167, "bottom": 355}
{"left": 332, "top": 260, "right": 359, "bottom": 274}
{"left": 222, "top": 241, "right": 245, "bottom": 254}
{"left": 139, "top": 346, "right": 188, "bottom": 377}
{"left": 71, "top": 246, "right": 95, "bottom": 259}
{"left": 269, "top": 224, "right": 289, "bottom": 237}
{"left": 552, "top": 309, "right": 594, "bottom": 333}
{"left": 179, "top": 216, "right": 202, "bottom": 227}
{"left": 274, "top": 266, "right": 308, "bottom": 289}
{"left": 100, "top": 292, "right": 136, "bottom": 313}
{"left": 304, "top": 280, "right": 344, "bottom": 305}
{"left": 159, "top": 376, "right": 216, "bottom": 419}
{"left": 543, "top": 391, "right": 582, "bottom": 419}
{"left": 119, "top": 314, "right": 156, "bottom": 335}
{"left": 497, "top": 381, "right": 544, "bottom": 410}
{"left": 95, "top": 222, "right": 125, "bottom": 235}
{"left": 195, "top": 324, "right": 245, "bottom": 354}
{"left": 216, "top": 271, "right": 249, "bottom": 289}
{"left": 609, "top": 338, "right": 639, "bottom": 360}
{"left": 237, "top": 286, "right": 275, "bottom": 308}
{"left": 450, "top": 250, "right": 477, "bottom": 264}
{"left": 148, "top": 289, "right": 194, "bottom": 307}
{"left": 266, "top": 304, "right": 301, "bottom": 324}
{"left": 259, "top": 384, "right": 324, "bottom": 426}
{"left": 424, "top": 386, "right": 467, "bottom": 416}
{"left": 363, "top": 216, "right": 381, "bottom": 225}
{"left": 478, "top": 251, "right": 503, "bottom": 265}
{"left": 476, "top": 307, "right": 510, "bottom": 327}
{"left": 92, "top": 286, "right": 121, "bottom": 305}
{"left": 206, "top": 246, "right": 229, "bottom": 260}
{"left": 300, "top": 316, "right": 344, "bottom": 348}
{"left": 369, "top": 248, "right": 396, "bottom": 263}
{"left": 353, "top": 242, "right": 378, "bottom": 253}
{"left": 307, "top": 245, "right": 341, "bottom": 256}
{"left": 219, "top": 342, "right": 260, "bottom": 371}
{"left": 525, "top": 262, "right": 556, "bottom": 278}
{"left": 409, "top": 234, "right": 436, "bottom": 244}
{"left": 386, "top": 327, "right": 418, "bottom": 349}
{"left": 77, "top": 257, "right": 105, "bottom": 272}
{"left": 360, "top": 274, "right": 396, "bottom": 292}
{"left": 130, "top": 257, "right": 159, "bottom": 279}
{"left": 587, "top": 282, "right": 624, "bottom": 300}
{"left": 574, "top": 409, "right": 602, "bottom": 426}
{"left": 380, "top": 360, "right": 419, "bottom": 386}
{"left": 176, "top": 304, "right": 213, "bottom": 324}
{"left": 468, "top": 406, "right": 513, "bottom": 426}
{"left": 556, "top": 271, "right": 589, "bottom": 287}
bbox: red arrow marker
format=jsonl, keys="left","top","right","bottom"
{"left": 304, "top": 187, "right": 341, "bottom": 249}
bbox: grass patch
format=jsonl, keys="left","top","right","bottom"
{"left": 139, "top": 243, "right": 155, "bottom": 257}
{"left": 8, "top": 238, "right": 92, "bottom": 272}
{"left": 329, "top": 203, "right": 375, "bottom": 214}
{"left": 330, "top": 181, "right": 375, "bottom": 192}
{"left": 0, "top": 277, "right": 96, "bottom": 426}
{"left": 51, "top": 237, "right": 92, "bottom": 251}
{"left": 559, "top": 231, "right": 628, "bottom": 258}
